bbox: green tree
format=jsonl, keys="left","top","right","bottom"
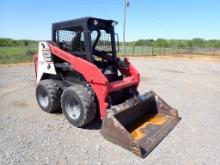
{"left": 24, "top": 40, "right": 29, "bottom": 46}
{"left": 155, "top": 39, "right": 168, "bottom": 47}
{"left": 192, "top": 38, "right": 205, "bottom": 48}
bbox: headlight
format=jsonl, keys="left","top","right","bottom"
{"left": 112, "top": 21, "right": 117, "bottom": 27}
{"left": 94, "top": 20, "right": 98, "bottom": 25}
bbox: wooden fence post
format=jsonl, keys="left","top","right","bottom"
{"left": 141, "top": 46, "right": 143, "bottom": 56}
{"left": 152, "top": 47, "right": 154, "bottom": 56}
{"left": 177, "top": 48, "right": 179, "bottom": 56}
{"left": 132, "top": 46, "right": 135, "bottom": 56}
{"left": 191, "top": 47, "right": 193, "bottom": 58}
{"left": 212, "top": 47, "right": 215, "bottom": 58}
{"left": 28, "top": 46, "right": 31, "bottom": 62}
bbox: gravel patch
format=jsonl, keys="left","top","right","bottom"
{"left": 0, "top": 58, "right": 220, "bottom": 164}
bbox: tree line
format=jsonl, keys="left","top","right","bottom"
{"left": 125, "top": 38, "right": 220, "bottom": 48}
{"left": 1, "top": 37, "right": 220, "bottom": 48}
{"left": 0, "top": 38, "right": 37, "bottom": 46}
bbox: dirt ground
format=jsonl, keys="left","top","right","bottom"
{"left": 0, "top": 58, "right": 220, "bottom": 165}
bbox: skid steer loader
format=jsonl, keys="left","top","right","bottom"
{"left": 34, "top": 17, "right": 180, "bottom": 158}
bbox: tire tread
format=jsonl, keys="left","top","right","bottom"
{"left": 61, "top": 84, "right": 96, "bottom": 127}
{"left": 36, "top": 79, "right": 62, "bottom": 113}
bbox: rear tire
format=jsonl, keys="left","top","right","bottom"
{"left": 36, "top": 79, "right": 62, "bottom": 113}
{"left": 61, "top": 85, "right": 96, "bottom": 127}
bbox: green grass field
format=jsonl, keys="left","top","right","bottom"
{"left": 0, "top": 45, "right": 38, "bottom": 64}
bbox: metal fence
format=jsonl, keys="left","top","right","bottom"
{"left": 1, "top": 45, "right": 220, "bottom": 64}
{"left": 119, "top": 46, "right": 220, "bottom": 57}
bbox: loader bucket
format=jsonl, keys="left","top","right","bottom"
{"left": 100, "top": 91, "right": 180, "bottom": 158}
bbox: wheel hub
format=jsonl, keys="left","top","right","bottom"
{"left": 38, "top": 89, "right": 49, "bottom": 108}
{"left": 65, "top": 99, "right": 80, "bottom": 120}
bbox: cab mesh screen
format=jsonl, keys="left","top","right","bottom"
{"left": 57, "top": 28, "right": 85, "bottom": 53}
{"left": 91, "top": 30, "right": 112, "bottom": 52}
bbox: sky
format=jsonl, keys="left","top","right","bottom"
{"left": 0, "top": 0, "right": 219, "bottom": 41}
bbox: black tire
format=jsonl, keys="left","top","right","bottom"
{"left": 61, "top": 85, "right": 96, "bottom": 127}
{"left": 36, "top": 79, "right": 62, "bottom": 113}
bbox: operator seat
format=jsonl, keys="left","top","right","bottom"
{"left": 72, "top": 32, "right": 85, "bottom": 52}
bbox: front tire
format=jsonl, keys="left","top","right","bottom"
{"left": 36, "top": 79, "right": 62, "bottom": 113}
{"left": 61, "top": 85, "right": 96, "bottom": 127}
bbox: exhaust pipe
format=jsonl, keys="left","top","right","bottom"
{"left": 100, "top": 91, "right": 180, "bottom": 158}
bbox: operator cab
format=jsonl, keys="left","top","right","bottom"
{"left": 52, "top": 17, "right": 120, "bottom": 81}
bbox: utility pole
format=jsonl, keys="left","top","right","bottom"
{"left": 123, "top": 0, "right": 129, "bottom": 56}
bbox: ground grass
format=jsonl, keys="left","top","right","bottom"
{"left": 0, "top": 45, "right": 38, "bottom": 64}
